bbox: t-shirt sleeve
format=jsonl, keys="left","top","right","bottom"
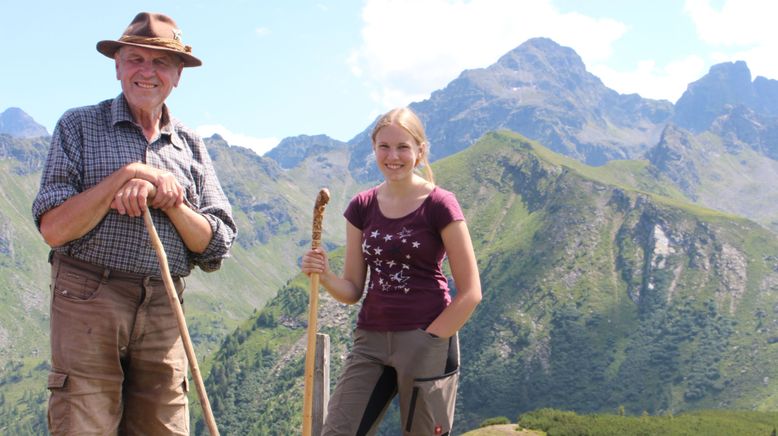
{"left": 432, "top": 188, "right": 465, "bottom": 232}
{"left": 343, "top": 192, "right": 366, "bottom": 230}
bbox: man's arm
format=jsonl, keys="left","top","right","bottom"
{"left": 40, "top": 162, "right": 185, "bottom": 248}
{"left": 162, "top": 203, "right": 213, "bottom": 254}
{"left": 39, "top": 164, "right": 136, "bottom": 247}
{"left": 182, "top": 135, "right": 237, "bottom": 271}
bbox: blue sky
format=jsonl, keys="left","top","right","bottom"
{"left": 2, "top": 0, "right": 777, "bottom": 155}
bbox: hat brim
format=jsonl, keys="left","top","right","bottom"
{"left": 96, "top": 40, "right": 202, "bottom": 67}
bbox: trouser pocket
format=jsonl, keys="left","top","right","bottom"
{"left": 405, "top": 369, "right": 459, "bottom": 436}
{"left": 47, "top": 371, "right": 70, "bottom": 435}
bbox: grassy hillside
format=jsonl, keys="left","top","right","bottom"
{"left": 463, "top": 409, "right": 778, "bottom": 436}
{"left": 449, "top": 132, "right": 778, "bottom": 427}
{"left": 649, "top": 125, "right": 778, "bottom": 233}
{"left": 2, "top": 130, "right": 777, "bottom": 434}
{"left": 0, "top": 134, "right": 363, "bottom": 433}
{"left": 196, "top": 131, "right": 778, "bottom": 434}
{"left": 515, "top": 408, "right": 778, "bottom": 436}
{"left": 0, "top": 138, "right": 52, "bottom": 433}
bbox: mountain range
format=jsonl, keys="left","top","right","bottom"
{"left": 0, "top": 37, "right": 777, "bottom": 434}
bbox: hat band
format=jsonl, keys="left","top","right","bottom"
{"left": 118, "top": 35, "right": 193, "bottom": 54}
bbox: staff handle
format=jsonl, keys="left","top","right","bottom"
{"left": 302, "top": 188, "right": 330, "bottom": 436}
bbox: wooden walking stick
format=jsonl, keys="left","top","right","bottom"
{"left": 302, "top": 188, "right": 330, "bottom": 436}
{"left": 143, "top": 207, "right": 220, "bottom": 436}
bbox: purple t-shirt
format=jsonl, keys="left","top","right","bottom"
{"left": 344, "top": 186, "right": 465, "bottom": 331}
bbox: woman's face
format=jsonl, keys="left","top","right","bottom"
{"left": 373, "top": 123, "right": 422, "bottom": 183}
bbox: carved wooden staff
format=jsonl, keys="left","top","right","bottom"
{"left": 143, "top": 207, "right": 220, "bottom": 436}
{"left": 302, "top": 188, "right": 330, "bottom": 436}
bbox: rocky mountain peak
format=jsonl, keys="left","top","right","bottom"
{"left": 674, "top": 61, "right": 760, "bottom": 132}
{"left": 395, "top": 37, "right": 671, "bottom": 169}
{"left": 674, "top": 61, "right": 778, "bottom": 133}
{"left": 492, "top": 37, "right": 598, "bottom": 91}
{"left": 266, "top": 134, "right": 345, "bottom": 169}
{"left": 0, "top": 107, "right": 49, "bottom": 138}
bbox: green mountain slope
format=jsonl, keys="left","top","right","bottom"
{"left": 0, "top": 137, "right": 52, "bottom": 433}
{"left": 0, "top": 134, "right": 362, "bottom": 433}
{"left": 514, "top": 408, "right": 778, "bottom": 436}
{"left": 649, "top": 123, "right": 778, "bottom": 233}
{"left": 449, "top": 132, "right": 778, "bottom": 425}
{"left": 463, "top": 409, "right": 778, "bottom": 436}
{"left": 199, "top": 131, "right": 778, "bottom": 435}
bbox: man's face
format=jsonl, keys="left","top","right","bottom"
{"left": 115, "top": 46, "right": 184, "bottom": 114}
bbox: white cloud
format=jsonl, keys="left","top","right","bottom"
{"left": 590, "top": 55, "right": 707, "bottom": 102}
{"left": 350, "top": 0, "right": 627, "bottom": 109}
{"left": 685, "top": 0, "right": 778, "bottom": 82}
{"left": 196, "top": 124, "right": 279, "bottom": 156}
{"left": 350, "top": 0, "right": 778, "bottom": 110}
{"left": 685, "top": 0, "right": 778, "bottom": 46}
{"left": 255, "top": 27, "right": 271, "bottom": 37}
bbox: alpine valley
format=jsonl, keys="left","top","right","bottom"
{"left": 1, "top": 38, "right": 777, "bottom": 435}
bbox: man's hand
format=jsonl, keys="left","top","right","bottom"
{"left": 127, "top": 162, "right": 184, "bottom": 210}
{"left": 150, "top": 171, "right": 184, "bottom": 210}
{"left": 111, "top": 179, "right": 156, "bottom": 217}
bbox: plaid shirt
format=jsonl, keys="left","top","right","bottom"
{"left": 32, "top": 94, "right": 237, "bottom": 276}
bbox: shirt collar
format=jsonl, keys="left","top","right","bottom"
{"left": 111, "top": 94, "right": 185, "bottom": 150}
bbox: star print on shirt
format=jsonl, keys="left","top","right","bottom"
{"left": 397, "top": 227, "right": 413, "bottom": 239}
{"left": 364, "top": 225, "right": 422, "bottom": 294}
{"left": 390, "top": 270, "right": 409, "bottom": 285}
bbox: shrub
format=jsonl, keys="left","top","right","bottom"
{"left": 480, "top": 416, "right": 511, "bottom": 427}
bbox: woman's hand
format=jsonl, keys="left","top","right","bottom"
{"left": 301, "top": 248, "right": 330, "bottom": 276}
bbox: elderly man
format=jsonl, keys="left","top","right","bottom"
{"left": 32, "top": 12, "right": 236, "bottom": 435}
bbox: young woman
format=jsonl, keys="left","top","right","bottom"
{"left": 301, "top": 107, "right": 482, "bottom": 435}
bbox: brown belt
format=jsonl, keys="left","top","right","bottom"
{"left": 51, "top": 252, "right": 181, "bottom": 283}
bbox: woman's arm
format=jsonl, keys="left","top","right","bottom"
{"left": 425, "top": 220, "right": 482, "bottom": 338}
{"left": 301, "top": 221, "right": 367, "bottom": 305}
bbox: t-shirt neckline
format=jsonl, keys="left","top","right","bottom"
{"left": 374, "top": 185, "right": 437, "bottom": 220}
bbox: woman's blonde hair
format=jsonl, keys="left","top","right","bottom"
{"left": 371, "top": 107, "right": 434, "bottom": 184}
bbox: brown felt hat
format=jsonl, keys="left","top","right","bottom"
{"left": 96, "top": 12, "right": 202, "bottom": 67}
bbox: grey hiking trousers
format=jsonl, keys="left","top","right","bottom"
{"left": 323, "top": 328, "right": 460, "bottom": 436}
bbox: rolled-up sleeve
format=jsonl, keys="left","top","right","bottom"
{"left": 32, "top": 112, "right": 82, "bottom": 229}
{"left": 188, "top": 137, "right": 237, "bottom": 272}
